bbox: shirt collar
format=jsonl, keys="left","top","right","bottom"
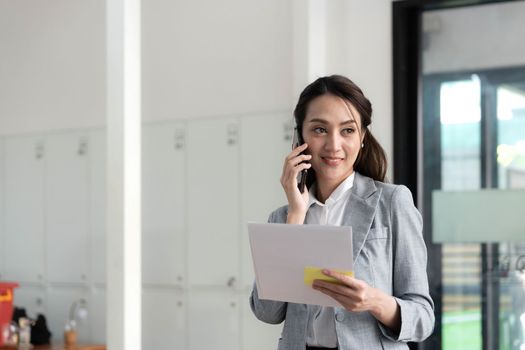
{"left": 307, "top": 172, "right": 355, "bottom": 208}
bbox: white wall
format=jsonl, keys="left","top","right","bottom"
{"left": 422, "top": 1, "right": 525, "bottom": 74}
{"left": 0, "top": 0, "right": 294, "bottom": 133}
{"left": 142, "top": 0, "right": 294, "bottom": 120}
{"left": 0, "top": 0, "right": 106, "bottom": 134}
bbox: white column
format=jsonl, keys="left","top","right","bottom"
{"left": 292, "top": 0, "right": 310, "bottom": 101}
{"left": 106, "top": 0, "right": 141, "bottom": 349}
{"left": 308, "top": 0, "right": 327, "bottom": 81}
{"left": 292, "top": 0, "right": 327, "bottom": 101}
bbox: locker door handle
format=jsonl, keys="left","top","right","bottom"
{"left": 35, "top": 142, "right": 45, "bottom": 159}
{"left": 283, "top": 120, "right": 294, "bottom": 141}
{"left": 226, "top": 124, "right": 238, "bottom": 146}
{"left": 78, "top": 138, "right": 88, "bottom": 155}
{"left": 174, "top": 129, "right": 185, "bottom": 150}
{"left": 226, "top": 276, "right": 236, "bottom": 288}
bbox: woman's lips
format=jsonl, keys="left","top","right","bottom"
{"left": 321, "top": 156, "right": 344, "bottom": 166}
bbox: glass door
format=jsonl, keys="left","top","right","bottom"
{"left": 423, "top": 74, "right": 484, "bottom": 349}
{"left": 494, "top": 79, "right": 525, "bottom": 350}
{"left": 419, "top": 2, "right": 525, "bottom": 348}
{"left": 422, "top": 68, "right": 525, "bottom": 350}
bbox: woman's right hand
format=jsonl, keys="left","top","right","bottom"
{"left": 280, "top": 143, "right": 312, "bottom": 224}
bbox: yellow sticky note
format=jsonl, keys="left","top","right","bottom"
{"left": 303, "top": 266, "right": 354, "bottom": 286}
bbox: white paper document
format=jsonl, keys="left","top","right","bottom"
{"left": 248, "top": 222, "right": 353, "bottom": 307}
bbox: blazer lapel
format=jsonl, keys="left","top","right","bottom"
{"left": 342, "top": 173, "right": 382, "bottom": 263}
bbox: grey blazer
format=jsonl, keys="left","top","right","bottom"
{"left": 250, "top": 172, "right": 435, "bottom": 350}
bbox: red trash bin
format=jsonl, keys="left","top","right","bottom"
{"left": 0, "top": 282, "right": 19, "bottom": 346}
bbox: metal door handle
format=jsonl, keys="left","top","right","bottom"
{"left": 227, "top": 276, "right": 236, "bottom": 288}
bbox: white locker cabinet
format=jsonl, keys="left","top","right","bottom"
{"left": 46, "top": 287, "right": 90, "bottom": 344}
{"left": 4, "top": 136, "right": 46, "bottom": 283}
{"left": 89, "top": 130, "right": 106, "bottom": 284}
{"left": 240, "top": 114, "right": 291, "bottom": 288}
{"left": 142, "top": 287, "right": 186, "bottom": 350}
{"left": 12, "top": 286, "right": 47, "bottom": 320}
{"left": 241, "top": 290, "right": 282, "bottom": 350}
{"left": 188, "top": 289, "right": 239, "bottom": 350}
{"left": 89, "top": 287, "right": 106, "bottom": 343}
{"left": 45, "top": 133, "right": 89, "bottom": 284}
{"left": 187, "top": 118, "right": 240, "bottom": 287}
{"left": 142, "top": 123, "right": 186, "bottom": 286}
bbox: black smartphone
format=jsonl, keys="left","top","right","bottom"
{"left": 292, "top": 127, "right": 308, "bottom": 193}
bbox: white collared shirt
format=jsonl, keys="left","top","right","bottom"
{"left": 305, "top": 172, "right": 355, "bottom": 348}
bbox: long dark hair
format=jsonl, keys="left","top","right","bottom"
{"left": 293, "top": 75, "right": 387, "bottom": 185}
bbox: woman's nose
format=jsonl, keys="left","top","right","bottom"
{"left": 324, "top": 132, "right": 342, "bottom": 151}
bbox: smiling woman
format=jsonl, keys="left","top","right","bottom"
{"left": 294, "top": 76, "right": 388, "bottom": 192}
{"left": 250, "top": 75, "right": 435, "bottom": 350}
{"left": 301, "top": 94, "right": 365, "bottom": 203}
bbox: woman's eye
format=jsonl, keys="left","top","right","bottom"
{"left": 342, "top": 128, "right": 355, "bottom": 135}
{"left": 313, "top": 127, "right": 327, "bottom": 134}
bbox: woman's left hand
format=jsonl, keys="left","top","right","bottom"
{"left": 312, "top": 269, "right": 401, "bottom": 332}
{"left": 312, "top": 269, "right": 382, "bottom": 313}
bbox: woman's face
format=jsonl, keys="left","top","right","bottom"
{"left": 302, "top": 93, "right": 364, "bottom": 189}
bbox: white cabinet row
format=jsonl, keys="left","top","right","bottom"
{"left": 0, "top": 114, "right": 292, "bottom": 288}
{"left": 13, "top": 286, "right": 281, "bottom": 350}
{"left": 0, "top": 131, "right": 105, "bottom": 284}
{"left": 0, "top": 113, "right": 292, "bottom": 348}
{"left": 0, "top": 131, "right": 106, "bottom": 284}
{"left": 144, "top": 114, "right": 292, "bottom": 288}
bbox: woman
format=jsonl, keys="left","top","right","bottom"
{"left": 250, "top": 75, "right": 434, "bottom": 350}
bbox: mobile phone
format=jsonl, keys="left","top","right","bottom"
{"left": 292, "top": 127, "right": 308, "bottom": 193}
